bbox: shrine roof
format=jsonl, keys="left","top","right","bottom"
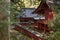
{"left": 33, "top": 1, "right": 52, "bottom": 14}
{"left": 20, "top": 8, "right": 38, "bottom": 17}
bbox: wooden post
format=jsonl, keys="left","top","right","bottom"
{"left": 44, "top": 24, "right": 46, "bottom": 33}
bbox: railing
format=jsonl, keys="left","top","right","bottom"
{"left": 14, "top": 23, "right": 44, "bottom": 40}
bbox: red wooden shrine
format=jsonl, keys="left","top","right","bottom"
{"left": 19, "top": 1, "right": 55, "bottom": 33}
{"left": 33, "top": 1, "right": 55, "bottom": 33}
{"left": 14, "top": 1, "right": 55, "bottom": 40}
{"left": 33, "top": 1, "right": 55, "bottom": 20}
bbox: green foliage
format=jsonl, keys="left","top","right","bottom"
{"left": 48, "top": 0, "right": 60, "bottom": 40}
{"left": 0, "top": 0, "right": 9, "bottom": 40}
{"left": 48, "top": 31, "right": 60, "bottom": 40}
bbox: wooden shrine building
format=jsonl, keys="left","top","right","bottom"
{"left": 14, "top": 1, "right": 55, "bottom": 40}
{"left": 32, "top": 1, "right": 55, "bottom": 33}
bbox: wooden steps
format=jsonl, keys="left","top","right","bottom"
{"left": 14, "top": 23, "right": 44, "bottom": 40}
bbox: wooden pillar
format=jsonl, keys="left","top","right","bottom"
{"left": 44, "top": 24, "right": 46, "bottom": 33}
{"left": 34, "top": 21, "right": 38, "bottom": 31}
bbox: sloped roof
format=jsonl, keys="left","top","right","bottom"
{"left": 33, "top": 1, "right": 50, "bottom": 14}
{"left": 21, "top": 8, "right": 38, "bottom": 17}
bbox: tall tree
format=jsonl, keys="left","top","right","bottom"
{"left": 0, "top": 0, "right": 10, "bottom": 40}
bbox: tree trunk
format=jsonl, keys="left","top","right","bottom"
{"left": 0, "top": 0, "right": 10, "bottom": 40}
